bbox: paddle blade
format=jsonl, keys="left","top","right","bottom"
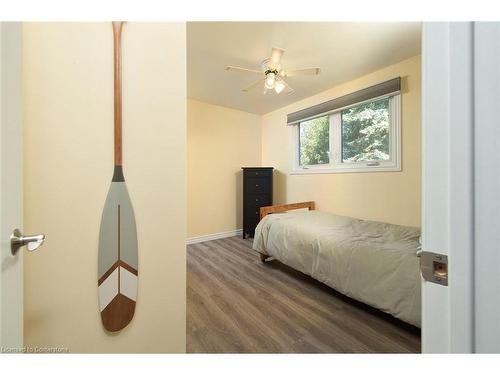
{"left": 98, "top": 180, "right": 138, "bottom": 332}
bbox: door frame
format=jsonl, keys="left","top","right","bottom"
{"left": 0, "top": 21, "right": 24, "bottom": 350}
{"left": 473, "top": 22, "right": 500, "bottom": 353}
{"left": 422, "top": 21, "right": 500, "bottom": 353}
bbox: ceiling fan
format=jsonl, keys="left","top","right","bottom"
{"left": 225, "top": 47, "right": 321, "bottom": 95}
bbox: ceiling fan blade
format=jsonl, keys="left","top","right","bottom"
{"left": 225, "top": 66, "right": 263, "bottom": 75}
{"left": 268, "top": 47, "right": 284, "bottom": 69}
{"left": 281, "top": 67, "right": 321, "bottom": 77}
{"left": 242, "top": 78, "right": 264, "bottom": 93}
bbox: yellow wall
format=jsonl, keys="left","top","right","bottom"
{"left": 23, "top": 23, "right": 186, "bottom": 353}
{"left": 187, "top": 99, "right": 261, "bottom": 238}
{"left": 261, "top": 55, "right": 421, "bottom": 227}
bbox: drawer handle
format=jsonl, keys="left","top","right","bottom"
{"left": 255, "top": 184, "right": 259, "bottom": 187}
{"left": 255, "top": 198, "right": 259, "bottom": 202}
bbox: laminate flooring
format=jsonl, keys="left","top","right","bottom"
{"left": 187, "top": 236, "right": 420, "bottom": 353}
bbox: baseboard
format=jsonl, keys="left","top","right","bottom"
{"left": 186, "top": 229, "right": 243, "bottom": 245}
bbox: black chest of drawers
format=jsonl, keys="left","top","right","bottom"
{"left": 242, "top": 167, "right": 274, "bottom": 239}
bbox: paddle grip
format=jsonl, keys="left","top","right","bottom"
{"left": 112, "top": 22, "right": 123, "bottom": 166}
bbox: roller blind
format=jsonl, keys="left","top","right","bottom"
{"left": 287, "top": 77, "right": 401, "bottom": 125}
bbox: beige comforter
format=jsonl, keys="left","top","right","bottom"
{"left": 253, "top": 210, "right": 421, "bottom": 327}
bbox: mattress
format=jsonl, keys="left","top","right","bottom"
{"left": 252, "top": 210, "right": 421, "bottom": 327}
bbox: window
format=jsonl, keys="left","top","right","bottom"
{"left": 299, "top": 116, "right": 330, "bottom": 167}
{"left": 291, "top": 94, "right": 400, "bottom": 173}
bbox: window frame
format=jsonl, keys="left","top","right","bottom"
{"left": 290, "top": 93, "right": 401, "bottom": 174}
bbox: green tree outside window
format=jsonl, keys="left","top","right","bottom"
{"left": 299, "top": 116, "right": 330, "bottom": 166}
{"left": 341, "top": 98, "right": 390, "bottom": 162}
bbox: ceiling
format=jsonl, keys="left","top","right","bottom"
{"left": 187, "top": 22, "right": 421, "bottom": 115}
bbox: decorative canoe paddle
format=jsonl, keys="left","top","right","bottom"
{"left": 98, "top": 22, "right": 138, "bottom": 332}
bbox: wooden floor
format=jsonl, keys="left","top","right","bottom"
{"left": 187, "top": 236, "right": 421, "bottom": 353}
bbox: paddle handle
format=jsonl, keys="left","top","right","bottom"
{"left": 112, "top": 22, "right": 124, "bottom": 166}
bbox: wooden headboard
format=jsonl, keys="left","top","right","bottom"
{"left": 260, "top": 201, "right": 315, "bottom": 220}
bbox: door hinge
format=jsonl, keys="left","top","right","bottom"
{"left": 420, "top": 251, "right": 448, "bottom": 286}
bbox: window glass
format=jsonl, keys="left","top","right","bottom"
{"left": 299, "top": 116, "right": 330, "bottom": 166}
{"left": 341, "top": 97, "right": 390, "bottom": 163}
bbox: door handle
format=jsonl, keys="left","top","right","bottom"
{"left": 11, "top": 228, "right": 45, "bottom": 255}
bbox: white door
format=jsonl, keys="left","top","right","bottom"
{"left": 0, "top": 22, "right": 24, "bottom": 351}
{"left": 422, "top": 22, "right": 500, "bottom": 353}
{"left": 472, "top": 22, "right": 500, "bottom": 353}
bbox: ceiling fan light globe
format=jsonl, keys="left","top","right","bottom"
{"left": 265, "top": 72, "right": 276, "bottom": 89}
{"left": 275, "top": 82, "right": 285, "bottom": 94}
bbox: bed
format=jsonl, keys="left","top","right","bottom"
{"left": 252, "top": 201, "right": 421, "bottom": 327}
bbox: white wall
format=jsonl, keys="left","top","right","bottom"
{"left": 187, "top": 99, "right": 261, "bottom": 238}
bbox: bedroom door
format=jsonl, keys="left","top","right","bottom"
{"left": 422, "top": 22, "right": 500, "bottom": 353}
